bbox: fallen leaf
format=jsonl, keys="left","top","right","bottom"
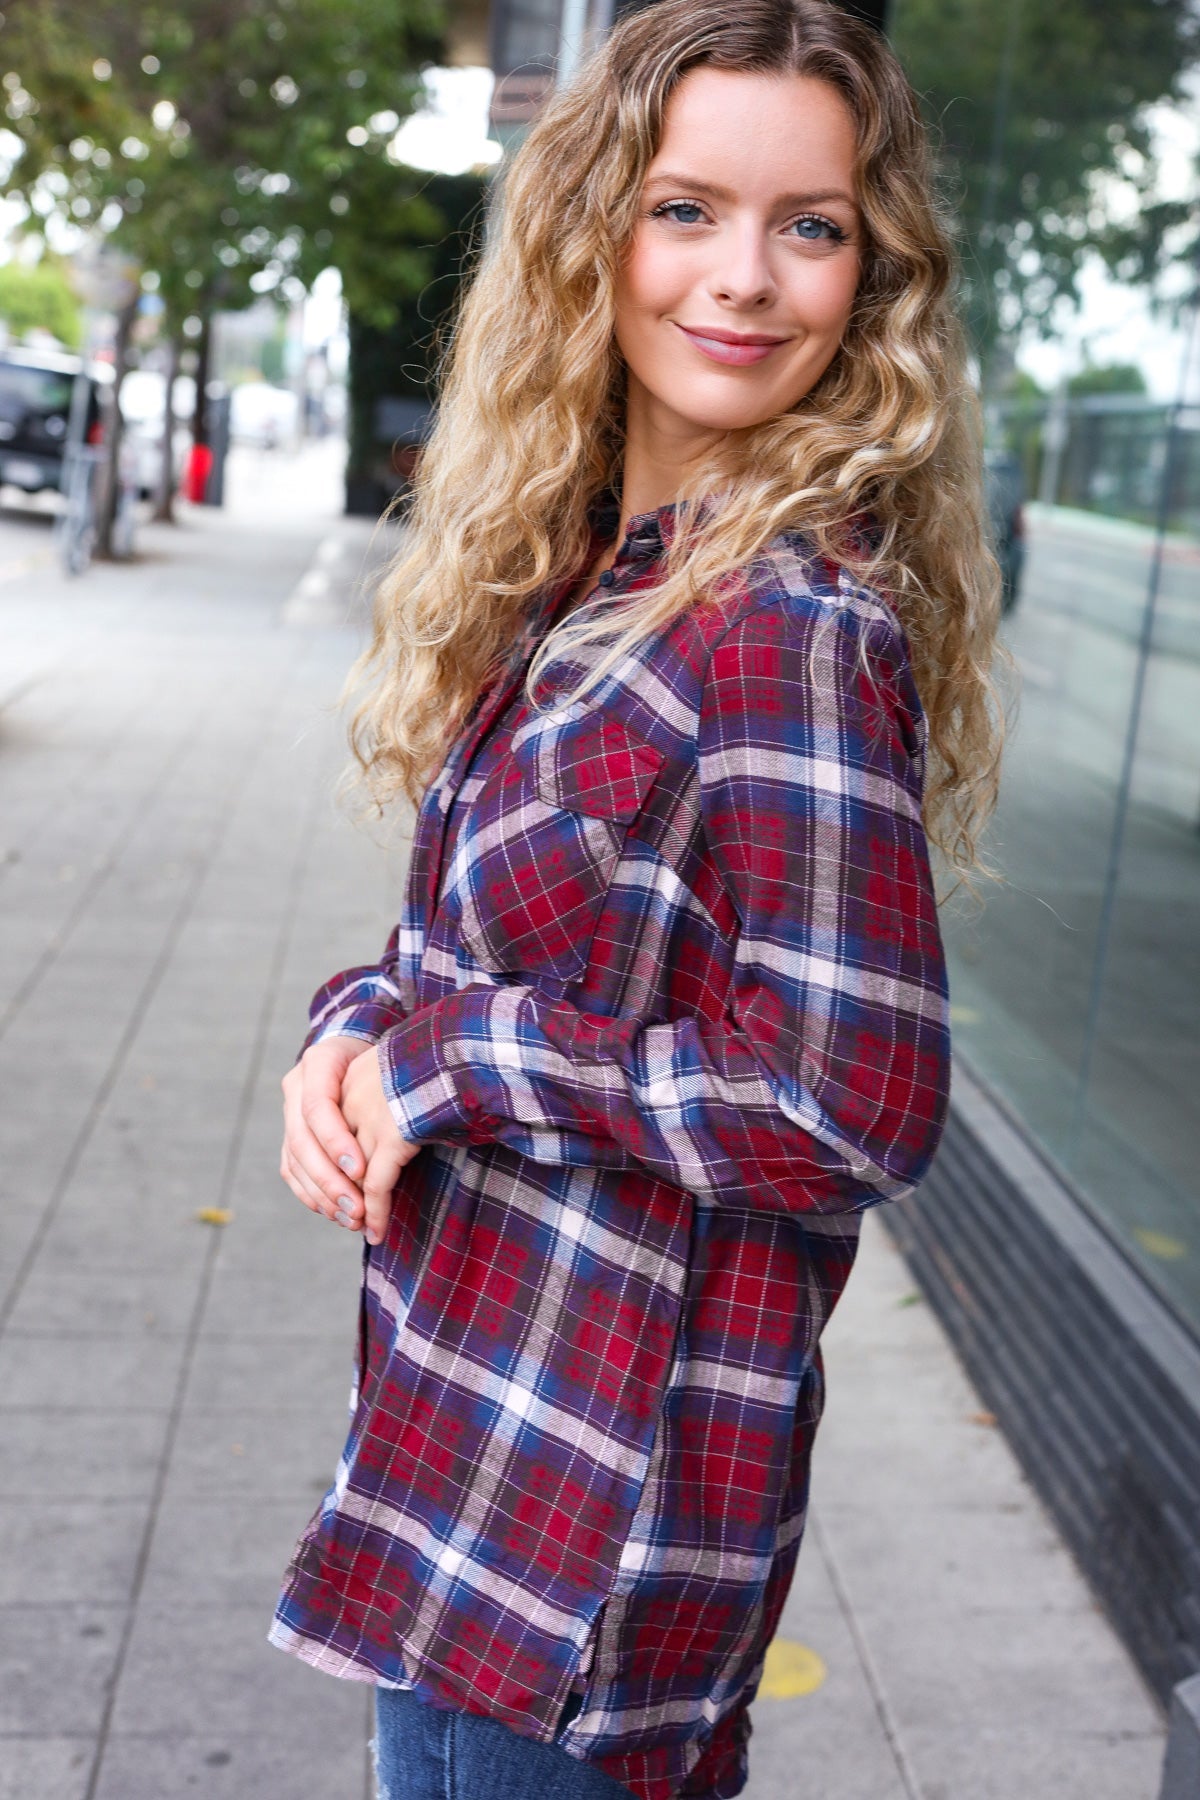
{"left": 195, "top": 1207, "right": 234, "bottom": 1226}
{"left": 969, "top": 1410, "right": 997, "bottom": 1428}
{"left": 760, "top": 1638, "right": 827, "bottom": 1700}
{"left": 1133, "top": 1227, "right": 1187, "bottom": 1262}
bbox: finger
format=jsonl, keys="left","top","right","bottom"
{"left": 281, "top": 1148, "right": 322, "bottom": 1216}
{"left": 362, "top": 1143, "right": 406, "bottom": 1248}
{"left": 301, "top": 1090, "right": 366, "bottom": 1185}
{"left": 286, "top": 1150, "right": 363, "bottom": 1231}
{"left": 289, "top": 1128, "right": 365, "bottom": 1224}
{"left": 284, "top": 1089, "right": 364, "bottom": 1223}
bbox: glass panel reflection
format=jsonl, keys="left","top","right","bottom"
{"left": 891, "top": 0, "right": 1200, "bottom": 1331}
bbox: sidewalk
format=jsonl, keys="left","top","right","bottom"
{"left": 0, "top": 444, "right": 1166, "bottom": 1799}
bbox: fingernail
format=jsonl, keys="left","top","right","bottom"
{"left": 338, "top": 1156, "right": 356, "bottom": 1175}
{"left": 365, "top": 1231, "right": 380, "bottom": 1247}
{"left": 337, "top": 1195, "right": 355, "bottom": 1213}
{"left": 335, "top": 1208, "right": 353, "bottom": 1228}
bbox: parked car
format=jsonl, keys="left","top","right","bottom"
{"left": 0, "top": 346, "right": 109, "bottom": 495}
{"left": 984, "top": 449, "right": 1026, "bottom": 614}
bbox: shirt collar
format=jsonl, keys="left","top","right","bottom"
{"left": 587, "top": 492, "right": 688, "bottom": 569}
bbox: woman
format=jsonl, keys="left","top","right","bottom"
{"left": 272, "top": 3, "right": 1001, "bottom": 1796}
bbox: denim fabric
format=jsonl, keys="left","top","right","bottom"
{"left": 373, "top": 1685, "right": 635, "bottom": 1800}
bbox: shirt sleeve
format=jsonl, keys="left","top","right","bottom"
{"left": 375, "top": 598, "right": 951, "bottom": 1216}
{"left": 300, "top": 924, "right": 410, "bottom": 1055}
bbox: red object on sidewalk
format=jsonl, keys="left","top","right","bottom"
{"left": 184, "top": 443, "right": 213, "bottom": 503}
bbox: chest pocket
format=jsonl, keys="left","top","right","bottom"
{"left": 453, "top": 709, "right": 663, "bottom": 982}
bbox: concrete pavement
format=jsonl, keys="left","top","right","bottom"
{"left": 0, "top": 442, "right": 1167, "bottom": 1798}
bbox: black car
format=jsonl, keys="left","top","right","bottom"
{"left": 0, "top": 346, "right": 108, "bottom": 495}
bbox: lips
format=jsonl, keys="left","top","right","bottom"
{"left": 674, "top": 322, "right": 791, "bottom": 366}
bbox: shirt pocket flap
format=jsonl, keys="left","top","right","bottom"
{"left": 513, "top": 710, "right": 663, "bottom": 823}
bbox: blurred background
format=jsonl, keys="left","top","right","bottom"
{"left": 0, "top": 2, "right": 1197, "bottom": 1797}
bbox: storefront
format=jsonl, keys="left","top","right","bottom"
{"left": 882, "top": 0, "right": 1200, "bottom": 1764}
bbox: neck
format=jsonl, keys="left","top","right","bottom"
{"left": 615, "top": 374, "right": 727, "bottom": 543}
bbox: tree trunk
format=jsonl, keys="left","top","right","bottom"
{"left": 96, "top": 293, "right": 139, "bottom": 560}
{"left": 191, "top": 309, "right": 212, "bottom": 450}
{"left": 153, "top": 333, "right": 180, "bottom": 523}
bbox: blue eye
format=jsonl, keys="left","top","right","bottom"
{"left": 791, "top": 214, "right": 846, "bottom": 243}
{"left": 652, "top": 200, "right": 707, "bottom": 225}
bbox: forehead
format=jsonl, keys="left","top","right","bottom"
{"left": 648, "top": 66, "right": 859, "bottom": 200}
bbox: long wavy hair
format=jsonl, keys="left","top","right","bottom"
{"left": 349, "top": 0, "right": 1004, "bottom": 876}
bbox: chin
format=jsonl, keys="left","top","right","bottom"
{"left": 657, "top": 365, "right": 815, "bottom": 435}
{"left": 671, "top": 394, "right": 795, "bottom": 434}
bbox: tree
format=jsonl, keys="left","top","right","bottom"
{"left": 892, "top": 0, "right": 1200, "bottom": 371}
{"left": 1067, "top": 362, "right": 1148, "bottom": 398}
{"left": 0, "top": 0, "right": 446, "bottom": 533}
{"left": 0, "top": 257, "right": 81, "bottom": 346}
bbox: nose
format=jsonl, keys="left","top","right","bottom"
{"left": 707, "top": 218, "right": 775, "bottom": 310}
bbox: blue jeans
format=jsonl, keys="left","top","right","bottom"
{"left": 373, "top": 1685, "right": 635, "bottom": 1800}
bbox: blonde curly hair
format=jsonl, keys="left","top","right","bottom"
{"left": 349, "top": 0, "right": 1003, "bottom": 877}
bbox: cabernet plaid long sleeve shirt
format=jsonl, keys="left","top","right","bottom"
{"left": 270, "top": 503, "right": 950, "bottom": 1800}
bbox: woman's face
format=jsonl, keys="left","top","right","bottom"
{"left": 614, "top": 67, "right": 862, "bottom": 442}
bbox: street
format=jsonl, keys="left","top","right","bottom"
{"left": 0, "top": 447, "right": 1166, "bottom": 1799}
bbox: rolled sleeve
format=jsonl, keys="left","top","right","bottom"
{"left": 370, "top": 596, "right": 951, "bottom": 1216}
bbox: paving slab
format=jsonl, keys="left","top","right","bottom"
{"left": 109, "top": 1603, "right": 370, "bottom": 1741}
{"left": 0, "top": 1409, "right": 167, "bottom": 1503}
{"left": 0, "top": 1605, "right": 127, "bottom": 1737}
{"left": 0, "top": 1737, "right": 93, "bottom": 1800}
{"left": 0, "top": 1333, "right": 188, "bottom": 1413}
{"left": 0, "top": 1499, "right": 151, "bottom": 1606}
{"left": 92, "top": 1726, "right": 371, "bottom": 1800}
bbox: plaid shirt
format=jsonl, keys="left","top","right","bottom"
{"left": 271, "top": 503, "right": 950, "bottom": 1800}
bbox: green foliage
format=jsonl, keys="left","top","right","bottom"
{"left": 1004, "top": 367, "right": 1045, "bottom": 403}
{"left": 892, "top": 0, "right": 1200, "bottom": 363}
{"left": 259, "top": 326, "right": 287, "bottom": 384}
{"left": 1067, "top": 362, "right": 1148, "bottom": 397}
{"left": 0, "top": 258, "right": 81, "bottom": 346}
{"left": 0, "top": 0, "right": 449, "bottom": 327}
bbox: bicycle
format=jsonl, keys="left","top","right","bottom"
{"left": 55, "top": 440, "right": 105, "bottom": 577}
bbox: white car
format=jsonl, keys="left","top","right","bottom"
{"left": 119, "top": 369, "right": 194, "bottom": 500}
{"left": 229, "top": 381, "right": 299, "bottom": 448}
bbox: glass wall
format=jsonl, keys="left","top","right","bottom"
{"left": 891, "top": 0, "right": 1200, "bottom": 1333}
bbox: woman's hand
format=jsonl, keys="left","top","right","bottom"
{"left": 280, "top": 1036, "right": 370, "bottom": 1231}
{"left": 340, "top": 1045, "right": 422, "bottom": 1246}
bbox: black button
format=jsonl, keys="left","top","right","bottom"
{"left": 597, "top": 568, "right": 615, "bottom": 587}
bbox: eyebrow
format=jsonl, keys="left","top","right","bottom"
{"left": 643, "top": 171, "right": 858, "bottom": 210}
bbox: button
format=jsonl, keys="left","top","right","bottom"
{"left": 597, "top": 569, "right": 615, "bottom": 587}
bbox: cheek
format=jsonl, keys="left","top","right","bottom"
{"left": 618, "top": 232, "right": 695, "bottom": 324}
{"left": 790, "top": 256, "right": 861, "bottom": 338}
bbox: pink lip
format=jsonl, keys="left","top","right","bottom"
{"left": 674, "top": 323, "right": 791, "bottom": 366}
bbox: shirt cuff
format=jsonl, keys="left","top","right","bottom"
{"left": 376, "top": 998, "right": 488, "bottom": 1145}
{"left": 302, "top": 998, "right": 408, "bottom": 1058}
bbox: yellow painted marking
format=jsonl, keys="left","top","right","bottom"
{"left": 1133, "top": 1228, "right": 1187, "bottom": 1262}
{"left": 760, "top": 1638, "right": 827, "bottom": 1700}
